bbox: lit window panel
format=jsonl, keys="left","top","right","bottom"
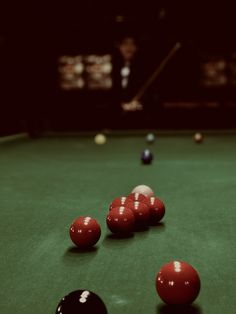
{"left": 201, "top": 57, "right": 227, "bottom": 86}
{"left": 58, "top": 54, "right": 112, "bottom": 90}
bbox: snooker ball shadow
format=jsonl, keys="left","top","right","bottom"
{"left": 66, "top": 246, "right": 98, "bottom": 255}
{"left": 105, "top": 232, "right": 134, "bottom": 240}
{"left": 149, "top": 222, "right": 165, "bottom": 228}
{"left": 102, "top": 232, "right": 135, "bottom": 248}
{"left": 63, "top": 246, "right": 98, "bottom": 266}
{"left": 157, "top": 303, "right": 202, "bottom": 314}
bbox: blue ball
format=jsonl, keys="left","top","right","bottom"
{"left": 141, "top": 149, "right": 153, "bottom": 165}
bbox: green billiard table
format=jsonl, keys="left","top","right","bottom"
{"left": 0, "top": 132, "right": 235, "bottom": 314}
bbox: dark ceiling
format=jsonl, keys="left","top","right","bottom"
{"left": 0, "top": 1, "right": 235, "bottom": 53}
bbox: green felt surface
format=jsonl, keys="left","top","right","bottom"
{"left": 0, "top": 134, "right": 236, "bottom": 314}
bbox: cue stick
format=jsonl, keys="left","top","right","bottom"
{"left": 132, "top": 42, "right": 182, "bottom": 101}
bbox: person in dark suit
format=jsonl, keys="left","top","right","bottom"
{"left": 112, "top": 35, "right": 149, "bottom": 114}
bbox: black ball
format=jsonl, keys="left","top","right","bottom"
{"left": 141, "top": 149, "right": 153, "bottom": 165}
{"left": 55, "top": 290, "right": 108, "bottom": 314}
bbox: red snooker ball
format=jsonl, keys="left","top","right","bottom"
{"left": 70, "top": 216, "right": 101, "bottom": 248}
{"left": 109, "top": 196, "right": 133, "bottom": 211}
{"left": 106, "top": 206, "right": 135, "bottom": 234}
{"left": 148, "top": 196, "right": 165, "bottom": 224}
{"left": 156, "top": 261, "right": 201, "bottom": 305}
{"left": 128, "top": 193, "right": 149, "bottom": 207}
{"left": 128, "top": 201, "right": 150, "bottom": 227}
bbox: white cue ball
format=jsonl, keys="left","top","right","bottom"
{"left": 94, "top": 133, "right": 107, "bottom": 145}
{"left": 131, "top": 185, "right": 154, "bottom": 197}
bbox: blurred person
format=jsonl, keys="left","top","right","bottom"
{"left": 112, "top": 35, "right": 149, "bottom": 114}
{"left": 110, "top": 35, "right": 200, "bottom": 128}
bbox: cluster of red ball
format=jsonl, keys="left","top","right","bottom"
{"left": 107, "top": 192, "right": 165, "bottom": 234}
{"left": 69, "top": 185, "right": 165, "bottom": 249}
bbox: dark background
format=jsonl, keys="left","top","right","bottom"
{"left": 1, "top": 1, "right": 236, "bottom": 135}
